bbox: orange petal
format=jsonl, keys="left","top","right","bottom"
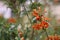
{"left": 8, "top": 18, "right": 16, "bottom": 23}
{"left": 36, "top": 16, "right": 40, "bottom": 20}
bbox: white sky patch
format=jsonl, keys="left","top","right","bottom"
{"left": 51, "top": 5, "right": 60, "bottom": 19}
{"left": 0, "top": 2, "right": 11, "bottom": 19}
{"left": 3, "top": 8, "right": 11, "bottom": 19}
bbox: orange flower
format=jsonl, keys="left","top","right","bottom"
{"left": 36, "top": 16, "right": 40, "bottom": 20}
{"left": 32, "top": 9, "right": 38, "bottom": 17}
{"left": 46, "top": 35, "right": 60, "bottom": 40}
{"left": 8, "top": 18, "right": 16, "bottom": 23}
{"left": 32, "top": 23, "right": 42, "bottom": 30}
{"left": 32, "top": 21, "right": 49, "bottom": 30}
{"left": 54, "top": 34, "right": 59, "bottom": 40}
{"left": 41, "top": 21, "right": 49, "bottom": 28}
{"left": 32, "top": 11, "right": 38, "bottom": 17}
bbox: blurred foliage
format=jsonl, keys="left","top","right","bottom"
{"left": 19, "top": 0, "right": 26, "bottom": 4}
{"left": 30, "top": 2, "right": 43, "bottom": 10}
{"left": 0, "top": 0, "right": 60, "bottom": 40}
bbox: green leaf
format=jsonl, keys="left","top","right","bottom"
{"left": 18, "top": 0, "right": 27, "bottom": 4}
{"left": 30, "top": 2, "right": 43, "bottom": 10}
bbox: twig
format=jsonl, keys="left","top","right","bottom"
{"left": 43, "top": 28, "right": 49, "bottom": 40}
{"left": 23, "top": 3, "right": 34, "bottom": 40}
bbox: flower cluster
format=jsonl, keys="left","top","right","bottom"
{"left": 32, "top": 21, "right": 49, "bottom": 30}
{"left": 8, "top": 18, "right": 16, "bottom": 23}
{"left": 46, "top": 34, "right": 60, "bottom": 40}
{"left": 32, "top": 9, "right": 40, "bottom": 20}
{"left": 32, "top": 7, "right": 50, "bottom": 30}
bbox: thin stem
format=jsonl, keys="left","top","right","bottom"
{"left": 23, "top": 3, "right": 34, "bottom": 40}
{"left": 43, "top": 28, "right": 49, "bottom": 40}
{"left": 23, "top": 4, "right": 31, "bottom": 23}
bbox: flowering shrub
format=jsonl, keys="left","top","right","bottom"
{"left": 0, "top": 0, "right": 60, "bottom": 40}
{"left": 32, "top": 7, "right": 49, "bottom": 30}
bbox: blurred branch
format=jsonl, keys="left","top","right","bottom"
{"left": 22, "top": 3, "right": 35, "bottom": 40}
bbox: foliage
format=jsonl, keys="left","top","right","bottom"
{"left": 0, "top": 0, "right": 60, "bottom": 40}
